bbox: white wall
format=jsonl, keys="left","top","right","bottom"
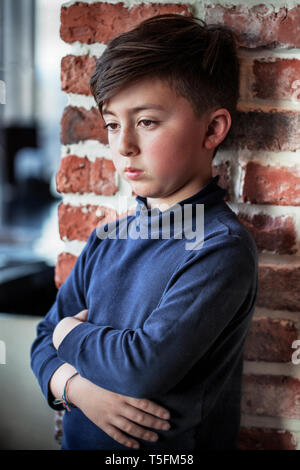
{"left": 0, "top": 313, "right": 60, "bottom": 450}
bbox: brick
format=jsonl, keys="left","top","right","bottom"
{"left": 244, "top": 317, "right": 299, "bottom": 362}
{"left": 55, "top": 252, "right": 77, "bottom": 288}
{"left": 238, "top": 213, "right": 297, "bottom": 254}
{"left": 241, "top": 375, "right": 300, "bottom": 419}
{"left": 61, "top": 106, "right": 108, "bottom": 145}
{"left": 89, "top": 157, "right": 117, "bottom": 195}
{"left": 56, "top": 155, "right": 117, "bottom": 196}
{"left": 222, "top": 111, "right": 300, "bottom": 152}
{"left": 61, "top": 55, "right": 97, "bottom": 96}
{"left": 257, "top": 263, "right": 300, "bottom": 312}
{"left": 242, "top": 162, "right": 300, "bottom": 206}
{"left": 253, "top": 59, "right": 300, "bottom": 102}
{"left": 58, "top": 203, "right": 118, "bottom": 241}
{"left": 56, "top": 155, "right": 89, "bottom": 194}
{"left": 205, "top": 5, "right": 300, "bottom": 48}
{"left": 60, "top": 2, "right": 190, "bottom": 44}
{"left": 238, "top": 427, "right": 297, "bottom": 450}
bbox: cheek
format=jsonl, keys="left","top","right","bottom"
{"left": 109, "top": 142, "right": 122, "bottom": 169}
{"left": 110, "top": 154, "right": 123, "bottom": 176}
{"left": 147, "top": 134, "right": 189, "bottom": 175}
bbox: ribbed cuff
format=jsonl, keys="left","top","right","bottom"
{"left": 57, "top": 321, "right": 98, "bottom": 367}
{"left": 39, "top": 356, "right": 66, "bottom": 410}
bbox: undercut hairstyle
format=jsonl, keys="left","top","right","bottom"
{"left": 90, "top": 13, "right": 240, "bottom": 145}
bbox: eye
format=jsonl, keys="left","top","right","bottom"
{"left": 103, "top": 122, "right": 119, "bottom": 131}
{"left": 138, "top": 119, "right": 158, "bottom": 128}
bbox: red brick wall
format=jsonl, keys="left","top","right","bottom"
{"left": 57, "top": 1, "right": 300, "bottom": 450}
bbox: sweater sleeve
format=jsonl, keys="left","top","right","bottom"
{"left": 30, "top": 229, "right": 98, "bottom": 408}
{"left": 56, "top": 235, "right": 258, "bottom": 398}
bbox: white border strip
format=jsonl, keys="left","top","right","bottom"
{"left": 239, "top": 48, "right": 300, "bottom": 60}
{"left": 62, "top": 0, "right": 204, "bottom": 11}
{"left": 215, "top": 149, "right": 300, "bottom": 167}
{"left": 66, "top": 91, "right": 300, "bottom": 112}
{"left": 61, "top": 141, "right": 112, "bottom": 160}
{"left": 65, "top": 42, "right": 107, "bottom": 58}
{"left": 254, "top": 307, "right": 300, "bottom": 323}
{"left": 60, "top": 239, "right": 87, "bottom": 257}
{"left": 62, "top": 0, "right": 300, "bottom": 13}
{"left": 243, "top": 361, "right": 300, "bottom": 379}
{"left": 238, "top": 100, "right": 300, "bottom": 113}
{"left": 66, "top": 93, "right": 97, "bottom": 110}
{"left": 241, "top": 413, "right": 300, "bottom": 434}
{"left": 60, "top": 176, "right": 135, "bottom": 209}
{"left": 258, "top": 252, "right": 300, "bottom": 265}
{"left": 67, "top": 41, "right": 300, "bottom": 61}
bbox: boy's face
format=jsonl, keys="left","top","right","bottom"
{"left": 102, "top": 77, "right": 213, "bottom": 210}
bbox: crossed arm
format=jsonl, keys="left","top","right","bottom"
{"left": 50, "top": 309, "right": 171, "bottom": 449}
{"left": 31, "top": 231, "right": 172, "bottom": 449}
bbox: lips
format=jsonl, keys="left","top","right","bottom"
{"left": 125, "top": 167, "right": 142, "bottom": 172}
{"left": 124, "top": 167, "right": 144, "bottom": 180}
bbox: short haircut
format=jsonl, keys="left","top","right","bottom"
{"left": 90, "top": 13, "right": 239, "bottom": 137}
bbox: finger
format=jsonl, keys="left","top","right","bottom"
{"left": 126, "top": 397, "right": 171, "bottom": 420}
{"left": 113, "top": 416, "right": 159, "bottom": 442}
{"left": 103, "top": 423, "right": 140, "bottom": 449}
{"left": 123, "top": 403, "right": 171, "bottom": 431}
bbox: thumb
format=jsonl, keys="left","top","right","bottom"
{"left": 74, "top": 309, "right": 89, "bottom": 322}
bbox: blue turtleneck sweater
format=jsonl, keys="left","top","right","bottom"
{"left": 31, "top": 176, "right": 258, "bottom": 450}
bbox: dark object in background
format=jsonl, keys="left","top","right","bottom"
{"left": 1, "top": 125, "right": 59, "bottom": 316}
{"left": 0, "top": 260, "right": 57, "bottom": 315}
{"left": 3, "top": 125, "right": 38, "bottom": 185}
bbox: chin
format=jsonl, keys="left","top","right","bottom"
{"left": 135, "top": 190, "right": 161, "bottom": 200}
{"left": 129, "top": 184, "right": 155, "bottom": 198}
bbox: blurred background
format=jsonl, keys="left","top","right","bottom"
{"left": 0, "top": 0, "right": 69, "bottom": 449}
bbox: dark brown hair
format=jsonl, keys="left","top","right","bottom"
{"left": 90, "top": 13, "right": 239, "bottom": 126}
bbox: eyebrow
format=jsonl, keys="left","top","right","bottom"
{"left": 102, "top": 105, "right": 165, "bottom": 116}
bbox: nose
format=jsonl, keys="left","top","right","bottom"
{"left": 118, "top": 128, "right": 139, "bottom": 157}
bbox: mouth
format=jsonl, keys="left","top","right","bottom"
{"left": 124, "top": 167, "right": 144, "bottom": 180}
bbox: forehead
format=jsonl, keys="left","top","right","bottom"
{"left": 102, "top": 77, "right": 190, "bottom": 115}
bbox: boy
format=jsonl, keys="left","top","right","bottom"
{"left": 31, "top": 14, "right": 258, "bottom": 451}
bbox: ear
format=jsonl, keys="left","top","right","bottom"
{"left": 204, "top": 109, "right": 232, "bottom": 151}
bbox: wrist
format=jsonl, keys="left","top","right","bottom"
{"left": 52, "top": 372, "right": 80, "bottom": 412}
{"left": 49, "top": 363, "right": 77, "bottom": 400}
{"left": 66, "top": 373, "right": 86, "bottom": 409}
{"left": 63, "top": 372, "right": 80, "bottom": 410}
{"left": 67, "top": 374, "right": 100, "bottom": 411}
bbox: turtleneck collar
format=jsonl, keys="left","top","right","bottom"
{"left": 135, "top": 175, "right": 227, "bottom": 215}
{"left": 126, "top": 175, "right": 227, "bottom": 246}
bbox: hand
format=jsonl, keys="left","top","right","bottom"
{"left": 52, "top": 309, "right": 88, "bottom": 350}
{"left": 68, "top": 374, "right": 171, "bottom": 449}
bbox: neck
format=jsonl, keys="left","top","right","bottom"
{"left": 146, "top": 175, "right": 213, "bottom": 212}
